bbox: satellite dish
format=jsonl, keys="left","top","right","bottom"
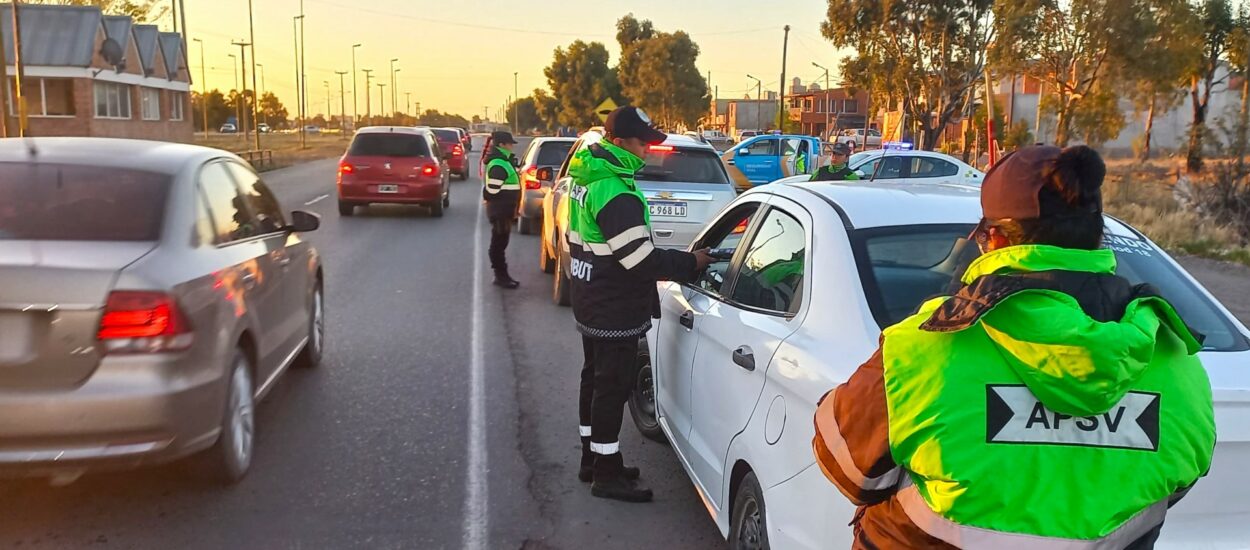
{"left": 99, "top": 38, "right": 125, "bottom": 70}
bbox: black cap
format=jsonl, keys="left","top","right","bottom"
{"left": 826, "top": 142, "right": 851, "bottom": 156}
{"left": 605, "top": 106, "right": 667, "bottom": 145}
{"left": 981, "top": 145, "right": 1105, "bottom": 221}
{"left": 490, "top": 131, "right": 518, "bottom": 145}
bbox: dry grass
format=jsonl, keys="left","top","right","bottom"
{"left": 1103, "top": 158, "right": 1250, "bottom": 266}
{"left": 193, "top": 132, "right": 348, "bottom": 171}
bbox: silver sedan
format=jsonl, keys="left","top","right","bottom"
{"left": 0, "top": 138, "right": 324, "bottom": 484}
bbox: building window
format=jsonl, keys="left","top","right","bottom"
{"left": 7, "top": 78, "right": 75, "bottom": 117}
{"left": 843, "top": 99, "right": 859, "bottom": 113}
{"left": 94, "top": 82, "right": 132, "bottom": 119}
{"left": 141, "top": 88, "right": 160, "bottom": 120}
{"left": 170, "top": 91, "right": 185, "bottom": 121}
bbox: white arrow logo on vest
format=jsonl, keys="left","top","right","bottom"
{"left": 986, "top": 385, "right": 1161, "bottom": 451}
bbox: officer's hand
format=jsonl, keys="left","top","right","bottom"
{"left": 692, "top": 248, "right": 715, "bottom": 272}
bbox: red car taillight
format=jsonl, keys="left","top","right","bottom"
{"left": 97, "top": 291, "right": 193, "bottom": 354}
{"left": 453, "top": 144, "right": 464, "bottom": 157}
{"left": 339, "top": 161, "right": 355, "bottom": 174}
{"left": 422, "top": 164, "right": 440, "bottom": 177}
{"left": 523, "top": 166, "right": 541, "bottom": 190}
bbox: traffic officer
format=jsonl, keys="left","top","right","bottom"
{"left": 483, "top": 131, "right": 521, "bottom": 289}
{"left": 809, "top": 142, "right": 860, "bottom": 181}
{"left": 812, "top": 145, "right": 1215, "bottom": 548}
{"left": 567, "top": 106, "right": 713, "bottom": 502}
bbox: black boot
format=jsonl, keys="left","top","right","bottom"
{"left": 579, "top": 439, "right": 639, "bottom": 482}
{"left": 492, "top": 268, "right": 519, "bottom": 289}
{"left": 591, "top": 453, "right": 652, "bottom": 503}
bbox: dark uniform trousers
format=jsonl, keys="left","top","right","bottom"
{"left": 488, "top": 216, "right": 513, "bottom": 272}
{"left": 578, "top": 335, "right": 637, "bottom": 469}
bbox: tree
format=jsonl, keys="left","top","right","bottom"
{"left": 258, "top": 92, "right": 288, "bottom": 126}
{"left": 507, "top": 96, "right": 544, "bottom": 134}
{"left": 544, "top": 40, "right": 620, "bottom": 128}
{"left": 824, "top": 0, "right": 996, "bottom": 150}
{"left": 615, "top": 15, "right": 709, "bottom": 129}
{"left": 32, "top": 0, "right": 166, "bottom": 19}
{"left": 1226, "top": 3, "right": 1250, "bottom": 170}
{"left": 191, "top": 89, "right": 232, "bottom": 131}
{"left": 1186, "top": 0, "right": 1234, "bottom": 173}
{"left": 1124, "top": 0, "right": 1200, "bottom": 160}
{"left": 533, "top": 88, "right": 560, "bottom": 131}
{"left": 414, "top": 109, "right": 470, "bottom": 128}
{"left": 994, "top": 0, "right": 1153, "bottom": 147}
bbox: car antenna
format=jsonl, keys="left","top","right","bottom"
{"left": 870, "top": 140, "right": 912, "bottom": 183}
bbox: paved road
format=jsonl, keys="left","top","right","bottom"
{"left": 0, "top": 144, "right": 720, "bottom": 550}
{"left": 0, "top": 145, "right": 1244, "bottom": 550}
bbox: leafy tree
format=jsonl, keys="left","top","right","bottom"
{"left": 507, "top": 96, "right": 544, "bottom": 134}
{"left": 191, "top": 89, "right": 232, "bottom": 131}
{"left": 33, "top": 0, "right": 166, "bottom": 19}
{"left": 1124, "top": 0, "right": 1201, "bottom": 161}
{"left": 995, "top": 0, "right": 1154, "bottom": 147}
{"left": 1186, "top": 0, "right": 1234, "bottom": 173}
{"left": 824, "top": 0, "right": 995, "bottom": 150}
{"left": 414, "top": 109, "right": 470, "bottom": 128}
{"left": 258, "top": 92, "right": 288, "bottom": 126}
{"left": 544, "top": 40, "right": 620, "bottom": 128}
{"left": 1226, "top": 3, "right": 1250, "bottom": 169}
{"left": 533, "top": 88, "right": 560, "bottom": 131}
{"left": 615, "top": 15, "right": 709, "bottom": 129}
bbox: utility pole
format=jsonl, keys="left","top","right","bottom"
{"left": 0, "top": 5, "right": 10, "bottom": 137}
{"left": 813, "top": 62, "right": 830, "bottom": 139}
{"left": 405, "top": 92, "right": 411, "bottom": 118}
{"left": 513, "top": 72, "right": 519, "bottom": 134}
{"left": 232, "top": 41, "right": 252, "bottom": 147}
{"left": 390, "top": 58, "right": 398, "bottom": 118}
{"left": 246, "top": 0, "right": 259, "bottom": 150}
{"left": 377, "top": 83, "right": 387, "bottom": 122}
{"left": 778, "top": 24, "right": 790, "bottom": 131}
{"left": 299, "top": 0, "right": 307, "bottom": 146}
{"left": 392, "top": 68, "right": 401, "bottom": 115}
{"left": 323, "top": 81, "right": 330, "bottom": 125}
{"left": 228, "top": 53, "right": 239, "bottom": 136}
{"left": 747, "top": 74, "right": 761, "bottom": 133}
{"left": 193, "top": 38, "right": 207, "bottom": 139}
{"left": 178, "top": 0, "right": 187, "bottom": 52}
{"left": 256, "top": 64, "right": 266, "bottom": 96}
{"left": 293, "top": 15, "right": 304, "bottom": 147}
{"left": 12, "top": 0, "right": 28, "bottom": 136}
{"left": 362, "top": 68, "right": 373, "bottom": 122}
{"left": 351, "top": 44, "right": 361, "bottom": 125}
{"left": 336, "top": 71, "right": 348, "bottom": 132}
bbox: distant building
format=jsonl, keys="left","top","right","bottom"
{"left": 785, "top": 80, "right": 871, "bottom": 138}
{"left": 0, "top": 3, "right": 192, "bottom": 142}
{"left": 723, "top": 100, "right": 779, "bottom": 137}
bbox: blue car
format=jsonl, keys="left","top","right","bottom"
{"left": 721, "top": 134, "right": 822, "bottom": 191}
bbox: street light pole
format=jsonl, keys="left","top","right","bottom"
{"left": 393, "top": 68, "right": 401, "bottom": 116}
{"left": 324, "top": 81, "right": 331, "bottom": 126}
{"left": 377, "top": 83, "right": 387, "bottom": 122}
{"left": 389, "top": 58, "right": 398, "bottom": 118}
{"left": 293, "top": 15, "right": 304, "bottom": 147}
{"left": 299, "top": 0, "right": 307, "bottom": 146}
{"left": 813, "top": 62, "right": 830, "bottom": 140}
{"left": 778, "top": 24, "right": 790, "bottom": 131}
{"left": 193, "top": 38, "right": 207, "bottom": 139}
{"left": 246, "top": 0, "right": 259, "bottom": 150}
{"left": 351, "top": 44, "right": 361, "bottom": 126}
{"left": 335, "top": 71, "right": 348, "bottom": 132}
{"left": 747, "top": 74, "right": 761, "bottom": 133}
{"left": 228, "top": 52, "right": 239, "bottom": 136}
{"left": 231, "top": 41, "right": 252, "bottom": 146}
{"left": 362, "top": 69, "right": 373, "bottom": 122}
{"left": 256, "top": 64, "right": 265, "bottom": 96}
{"left": 405, "top": 92, "right": 411, "bottom": 118}
{"left": 513, "top": 72, "right": 519, "bottom": 134}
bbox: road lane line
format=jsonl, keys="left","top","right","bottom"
{"left": 463, "top": 199, "right": 488, "bottom": 550}
{"left": 304, "top": 193, "right": 329, "bottom": 206}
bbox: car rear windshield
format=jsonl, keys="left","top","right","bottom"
{"left": 347, "top": 133, "right": 431, "bottom": 157}
{"left": 432, "top": 129, "right": 460, "bottom": 143}
{"left": 536, "top": 142, "right": 574, "bottom": 167}
{"left": 852, "top": 224, "right": 1249, "bottom": 352}
{"left": 0, "top": 163, "right": 170, "bottom": 241}
{"left": 637, "top": 148, "right": 729, "bottom": 185}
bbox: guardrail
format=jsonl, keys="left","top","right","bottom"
{"left": 240, "top": 149, "right": 274, "bottom": 170}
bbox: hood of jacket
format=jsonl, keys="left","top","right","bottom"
{"left": 567, "top": 141, "right": 645, "bottom": 185}
{"left": 485, "top": 145, "right": 515, "bottom": 165}
{"left": 964, "top": 245, "right": 1202, "bottom": 417}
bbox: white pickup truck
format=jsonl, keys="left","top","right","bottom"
{"left": 834, "top": 128, "right": 882, "bottom": 150}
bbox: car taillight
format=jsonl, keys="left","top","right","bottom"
{"left": 339, "top": 161, "right": 355, "bottom": 174}
{"left": 524, "top": 166, "right": 541, "bottom": 190}
{"left": 97, "top": 291, "right": 193, "bottom": 354}
{"left": 453, "top": 144, "right": 464, "bottom": 156}
{"left": 422, "top": 164, "right": 439, "bottom": 177}
{"left": 649, "top": 145, "right": 674, "bottom": 152}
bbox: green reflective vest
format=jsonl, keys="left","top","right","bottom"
{"left": 566, "top": 141, "right": 649, "bottom": 249}
{"left": 484, "top": 146, "right": 520, "bottom": 191}
{"left": 881, "top": 245, "right": 1215, "bottom": 540}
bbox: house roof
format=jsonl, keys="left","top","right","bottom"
{"left": 133, "top": 24, "right": 160, "bottom": 75}
{"left": 158, "top": 32, "right": 183, "bottom": 76}
{"left": 101, "top": 15, "right": 131, "bottom": 45}
{"left": 0, "top": 4, "right": 102, "bottom": 67}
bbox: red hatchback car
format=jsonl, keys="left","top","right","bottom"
{"left": 431, "top": 127, "right": 469, "bottom": 180}
{"left": 337, "top": 127, "right": 451, "bottom": 217}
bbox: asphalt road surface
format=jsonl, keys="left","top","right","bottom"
{"left": 0, "top": 142, "right": 1245, "bottom": 550}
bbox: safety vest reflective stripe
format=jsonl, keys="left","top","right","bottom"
{"left": 619, "top": 241, "right": 654, "bottom": 270}
{"left": 606, "top": 225, "right": 651, "bottom": 252}
{"left": 567, "top": 229, "right": 612, "bottom": 256}
{"left": 485, "top": 178, "right": 520, "bottom": 193}
{"left": 897, "top": 483, "right": 1167, "bottom": 549}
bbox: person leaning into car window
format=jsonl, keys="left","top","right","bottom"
{"left": 483, "top": 131, "right": 522, "bottom": 289}
{"left": 812, "top": 145, "right": 1215, "bottom": 548}
{"left": 809, "top": 142, "right": 860, "bottom": 182}
{"left": 566, "top": 106, "right": 714, "bottom": 503}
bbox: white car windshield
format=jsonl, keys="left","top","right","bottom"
{"left": 852, "top": 224, "right": 1249, "bottom": 352}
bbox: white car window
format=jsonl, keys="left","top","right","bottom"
{"left": 857, "top": 156, "right": 905, "bottom": 179}
{"left": 729, "top": 208, "right": 806, "bottom": 314}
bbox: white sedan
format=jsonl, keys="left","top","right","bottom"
{"left": 631, "top": 176, "right": 1250, "bottom": 549}
{"left": 846, "top": 148, "right": 984, "bottom": 186}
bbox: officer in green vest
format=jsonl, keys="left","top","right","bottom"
{"left": 483, "top": 131, "right": 521, "bottom": 288}
{"left": 812, "top": 145, "right": 1215, "bottom": 548}
{"left": 810, "top": 142, "right": 860, "bottom": 181}
{"left": 566, "top": 106, "right": 713, "bottom": 502}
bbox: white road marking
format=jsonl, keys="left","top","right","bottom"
{"left": 304, "top": 194, "right": 329, "bottom": 206}
{"left": 463, "top": 200, "right": 488, "bottom": 550}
